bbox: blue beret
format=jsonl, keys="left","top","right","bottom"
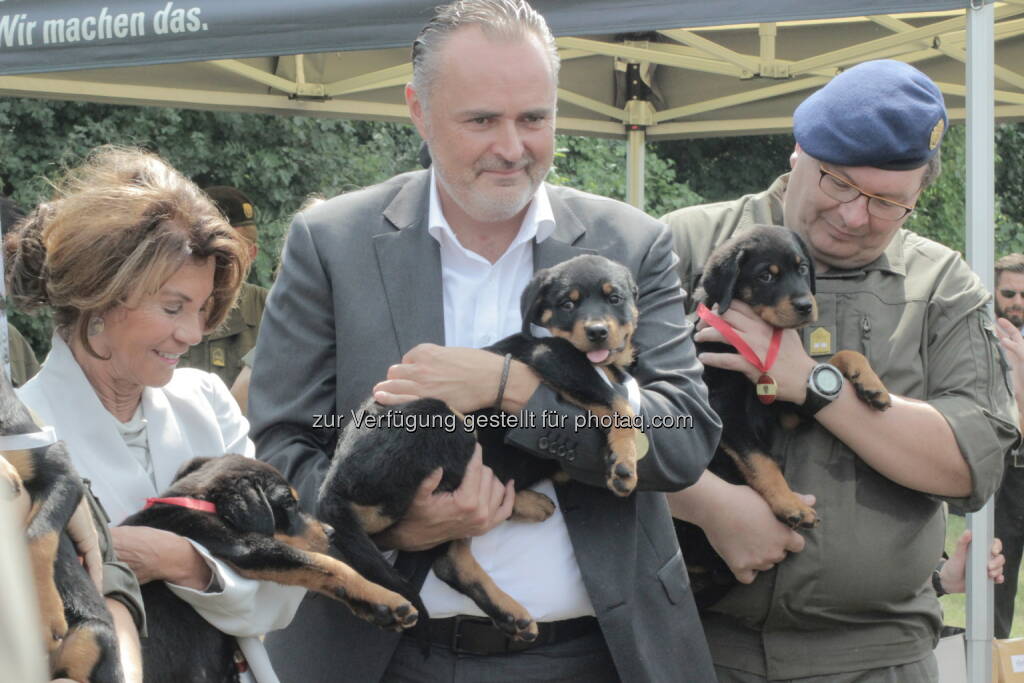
{"left": 793, "top": 60, "right": 947, "bottom": 170}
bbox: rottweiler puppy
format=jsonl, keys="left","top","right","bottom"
{"left": 319, "top": 254, "right": 641, "bottom": 642}
{"left": 120, "top": 455, "right": 417, "bottom": 683}
{"left": 674, "top": 224, "right": 891, "bottom": 607}
{"left": 0, "top": 368, "right": 123, "bottom": 682}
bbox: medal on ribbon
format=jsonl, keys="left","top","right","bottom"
{"left": 697, "top": 303, "right": 783, "bottom": 405}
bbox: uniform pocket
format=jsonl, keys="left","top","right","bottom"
{"left": 657, "top": 549, "right": 689, "bottom": 604}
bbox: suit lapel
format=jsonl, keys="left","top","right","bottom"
{"left": 374, "top": 173, "right": 445, "bottom": 353}
{"left": 534, "top": 187, "right": 595, "bottom": 271}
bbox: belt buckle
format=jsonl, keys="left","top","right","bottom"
{"left": 451, "top": 615, "right": 504, "bottom": 656}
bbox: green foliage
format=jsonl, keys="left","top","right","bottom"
{"left": 906, "top": 124, "right": 1024, "bottom": 258}
{"left": 1, "top": 97, "right": 423, "bottom": 352}
{"left": 654, "top": 134, "right": 794, "bottom": 202}
{"left": 548, "top": 134, "right": 703, "bottom": 218}
{"left": 998, "top": 123, "right": 1024, "bottom": 227}
{"left": 5, "top": 97, "right": 1024, "bottom": 359}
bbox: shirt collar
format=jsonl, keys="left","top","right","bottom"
{"left": 426, "top": 169, "right": 555, "bottom": 256}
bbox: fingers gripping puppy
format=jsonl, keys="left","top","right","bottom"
{"left": 121, "top": 455, "right": 416, "bottom": 683}
{"left": 319, "top": 254, "right": 642, "bottom": 642}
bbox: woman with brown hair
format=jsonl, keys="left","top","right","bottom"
{"left": 7, "top": 146, "right": 303, "bottom": 683}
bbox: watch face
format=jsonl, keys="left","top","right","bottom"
{"left": 815, "top": 365, "right": 843, "bottom": 395}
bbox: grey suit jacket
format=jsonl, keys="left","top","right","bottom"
{"left": 250, "top": 170, "right": 720, "bottom": 683}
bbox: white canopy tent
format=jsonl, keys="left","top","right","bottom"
{"left": 0, "top": 1, "right": 1011, "bottom": 679}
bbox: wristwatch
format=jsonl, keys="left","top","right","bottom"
{"left": 801, "top": 363, "right": 844, "bottom": 415}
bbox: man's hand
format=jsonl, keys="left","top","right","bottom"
{"left": 110, "top": 526, "right": 212, "bottom": 590}
{"left": 66, "top": 497, "right": 104, "bottom": 592}
{"left": 939, "top": 529, "right": 1005, "bottom": 594}
{"left": 996, "top": 318, "right": 1024, "bottom": 398}
{"left": 700, "top": 482, "right": 812, "bottom": 583}
{"left": 377, "top": 445, "right": 515, "bottom": 552}
{"left": 695, "top": 301, "right": 816, "bottom": 405}
{"left": 373, "top": 343, "right": 539, "bottom": 414}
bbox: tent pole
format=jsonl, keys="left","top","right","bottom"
{"left": 626, "top": 126, "right": 646, "bottom": 210}
{"left": 965, "top": 2, "right": 995, "bottom": 680}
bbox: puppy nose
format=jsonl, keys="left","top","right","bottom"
{"left": 585, "top": 324, "right": 609, "bottom": 342}
{"left": 793, "top": 297, "right": 814, "bottom": 316}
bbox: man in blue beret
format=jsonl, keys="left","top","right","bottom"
{"left": 663, "top": 59, "right": 1019, "bottom": 681}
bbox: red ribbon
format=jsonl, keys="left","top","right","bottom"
{"left": 144, "top": 497, "right": 217, "bottom": 514}
{"left": 696, "top": 302, "right": 783, "bottom": 375}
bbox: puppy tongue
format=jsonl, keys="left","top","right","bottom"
{"left": 587, "top": 349, "right": 610, "bottom": 364}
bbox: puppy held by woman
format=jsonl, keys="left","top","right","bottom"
{"left": 6, "top": 146, "right": 305, "bottom": 683}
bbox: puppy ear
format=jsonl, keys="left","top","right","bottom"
{"left": 219, "top": 480, "right": 276, "bottom": 536}
{"left": 172, "top": 457, "right": 216, "bottom": 482}
{"left": 702, "top": 247, "right": 746, "bottom": 315}
{"left": 520, "top": 267, "right": 554, "bottom": 336}
{"left": 790, "top": 231, "right": 816, "bottom": 294}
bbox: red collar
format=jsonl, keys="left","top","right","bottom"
{"left": 696, "top": 302, "right": 783, "bottom": 374}
{"left": 144, "top": 497, "right": 218, "bottom": 514}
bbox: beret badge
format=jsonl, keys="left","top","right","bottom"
{"left": 929, "top": 119, "right": 945, "bottom": 151}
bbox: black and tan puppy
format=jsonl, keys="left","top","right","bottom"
{"left": 675, "top": 224, "right": 890, "bottom": 607}
{"left": 319, "top": 254, "right": 641, "bottom": 642}
{"left": 0, "top": 368, "right": 123, "bottom": 683}
{"left": 120, "top": 455, "right": 417, "bottom": 683}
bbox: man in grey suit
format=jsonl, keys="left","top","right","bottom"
{"left": 250, "top": 1, "right": 721, "bottom": 681}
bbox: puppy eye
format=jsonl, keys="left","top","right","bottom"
{"left": 757, "top": 271, "right": 775, "bottom": 283}
{"left": 560, "top": 300, "right": 575, "bottom": 311}
{"left": 608, "top": 294, "right": 622, "bottom": 304}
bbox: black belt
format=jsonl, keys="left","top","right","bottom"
{"left": 423, "top": 615, "right": 600, "bottom": 655}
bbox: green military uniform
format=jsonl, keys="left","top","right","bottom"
{"left": 7, "top": 323, "right": 39, "bottom": 388}
{"left": 178, "top": 282, "right": 268, "bottom": 387}
{"left": 664, "top": 174, "right": 1019, "bottom": 680}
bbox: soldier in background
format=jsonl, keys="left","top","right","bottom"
{"left": 178, "top": 186, "right": 269, "bottom": 387}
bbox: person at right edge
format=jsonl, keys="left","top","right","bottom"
{"left": 663, "top": 60, "right": 1020, "bottom": 682}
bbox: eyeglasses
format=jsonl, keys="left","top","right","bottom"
{"left": 818, "top": 167, "right": 915, "bottom": 221}
{"left": 999, "top": 290, "right": 1024, "bottom": 299}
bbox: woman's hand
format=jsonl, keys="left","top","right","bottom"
{"left": 66, "top": 497, "right": 104, "bottom": 592}
{"left": 111, "top": 526, "right": 212, "bottom": 590}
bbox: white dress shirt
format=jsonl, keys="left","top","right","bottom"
{"left": 418, "top": 171, "right": 596, "bottom": 621}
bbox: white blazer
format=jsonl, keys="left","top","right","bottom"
{"left": 19, "top": 334, "right": 304, "bottom": 683}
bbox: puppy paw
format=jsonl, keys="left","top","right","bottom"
{"left": 770, "top": 494, "right": 819, "bottom": 530}
{"left": 39, "top": 597, "right": 68, "bottom": 653}
{"left": 511, "top": 490, "right": 556, "bottom": 523}
{"left": 850, "top": 376, "right": 891, "bottom": 411}
{"left": 340, "top": 585, "right": 418, "bottom": 632}
{"left": 830, "top": 350, "right": 891, "bottom": 411}
{"left": 490, "top": 610, "right": 539, "bottom": 642}
{"left": 605, "top": 456, "right": 637, "bottom": 497}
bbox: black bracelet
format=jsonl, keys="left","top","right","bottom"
{"left": 494, "top": 353, "right": 512, "bottom": 411}
{"left": 932, "top": 561, "right": 948, "bottom": 597}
